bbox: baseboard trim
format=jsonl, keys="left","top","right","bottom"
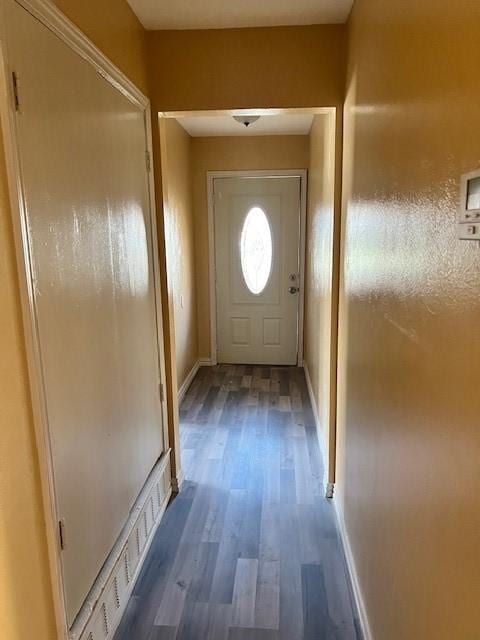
{"left": 178, "top": 359, "right": 214, "bottom": 404}
{"left": 303, "top": 363, "right": 370, "bottom": 637}
{"left": 302, "top": 362, "right": 329, "bottom": 497}
{"left": 325, "top": 482, "right": 335, "bottom": 499}
{"left": 198, "top": 357, "right": 214, "bottom": 366}
{"left": 72, "top": 453, "right": 172, "bottom": 640}
{"left": 178, "top": 360, "right": 201, "bottom": 403}
{"left": 333, "top": 498, "right": 373, "bottom": 640}
{"left": 171, "top": 468, "right": 185, "bottom": 493}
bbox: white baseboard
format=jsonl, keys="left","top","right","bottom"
{"left": 303, "top": 363, "right": 370, "bottom": 637}
{"left": 178, "top": 359, "right": 214, "bottom": 404}
{"left": 178, "top": 360, "right": 201, "bottom": 403}
{"left": 325, "top": 482, "right": 335, "bottom": 499}
{"left": 302, "top": 362, "right": 329, "bottom": 497}
{"left": 171, "top": 468, "right": 185, "bottom": 493}
{"left": 333, "top": 497, "right": 373, "bottom": 640}
{"left": 175, "top": 358, "right": 215, "bottom": 496}
{"left": 73, "top": 453, "right": 172, "bottom": 640}
{"left": 198, "top": 357, "right": 214, "bottom": 366}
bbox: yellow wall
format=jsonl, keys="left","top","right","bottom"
{"left": 145, "top": 22, "right": 347, "bottom": 483}
{"left": 147, "top": 25, "right": 346, "bottom": 111}
{"left": 0, "top": 134, "right": 57, "bottom": 640}
{"left": 53, "top": 0, "right": 148, "bottom": 93}
{"left": 191, "top": 135, "right": 309, "bottom": 358}
{"left": 159, "top": 119, "right": 198, "bottom": 388}
{"left": 303, "top": 113, "right": 337, "bottom": 481}
{"left": 337, "top": 0, "right": 480, "bottom": 638}
{"left": 0, "top": 2, "right": 148, "bottom": 638}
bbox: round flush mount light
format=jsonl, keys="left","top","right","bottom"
{"left": 233, "top": 115, "right": 260, "bottom": 128}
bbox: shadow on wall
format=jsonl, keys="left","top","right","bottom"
{"left": 303, "top": 110, "right": 338, "bottom": 487}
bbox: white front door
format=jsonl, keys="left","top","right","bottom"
{"left": 214, "top": 176, "right": 302, "bottom": 365}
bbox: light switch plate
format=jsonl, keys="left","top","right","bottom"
{"left": 459, "top": 169, "right": 480, "bottom": 240}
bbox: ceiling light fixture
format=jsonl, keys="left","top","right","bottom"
{"left": 233, "top": 115, "right": 260, "bottom": 128}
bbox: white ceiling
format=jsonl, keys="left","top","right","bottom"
{"left": 127, "top": 0, "right": 353, "bottom": 30}
{"left": 175, "top": 114, "right": 314, "bottom": 137}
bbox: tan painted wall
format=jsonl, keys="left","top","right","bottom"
{"left": 159, "top": 119, "right": 198, "bottom": 388}
{"left": 0, "top": 132, "right": 57, "bottom": 640}
{"left": 303, "top": 114, "right": 336, "bottom": 480}
{"left": 191, "top": 135, "right": 309, "bottom": 359}
{"left": 53, "top": 0, "right": 148, "bottom": 93}
{"left": 0, "top": 2, "right": 148, "bottom": 639}
{"left": 147, "top": 25, "right": 346, "bottom": 111}
{"left": 337, "top": 1, "right": 480, "bottom": 638}
{"left": 145, "top": 22, "right": 347, "bottom": 486}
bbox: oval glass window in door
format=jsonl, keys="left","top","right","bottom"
{"left": 240, "top": 206, "right": 273, "bottom": 294}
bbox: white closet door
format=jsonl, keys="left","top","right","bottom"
{"left": 214, "top": 176, "right": 301, "bottom": 365}
{"left": 6, "top": 0, "right": 164, "bottom": 624}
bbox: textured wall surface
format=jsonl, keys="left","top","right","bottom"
{"left": 190, "top": 135, "right": 309, "bottom": 359}
{"left": 147, "top": 25, "right": 346, "bottom": 111}
{"left": 337, "top": 1, "right": 480, "bottom": 638}
{"left": 6, "top": 0, "right": 480, "bottom": 637}
{"left": 0, "top": 1, "right": 149, "bottom": 638}
{"left": 160, "top": 119, "right": 198, "bottom": 388}
{"left": 303, "top": 113, "right": 337, "bottom": 478}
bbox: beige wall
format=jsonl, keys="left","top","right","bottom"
{"left": 145, "top": 22, "right": 347, "bottom": 489}
{"left": 160, "top": 119, "right": 198, "bottom": 388}
{"left": 191, "top": 135, "right": 309, "bottom": 359}
{"left": 337, "top": 0, "right": 480, "bottom": 638}
{"left": 303, "top": 113, "right": 337, "bottom": 481}
{"left": 147, "top": 25, "right": 346, "bottom": 111}
{"left": 53, "top": 0, "right": 148, "bottom": 94}
{"left": 0, "top": 133, "right": 57, "bottom": 640}
{"left": 7, "top": 2, "right": 480, "bottom": 638}
{"left": 0, "top": 2, "right": 148, "bottom": 639}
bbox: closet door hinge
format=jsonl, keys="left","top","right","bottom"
{"left": 159, "top": 382, "right": 164, "bottom": 403}
{"left": 11, "top": 72, "right": 20, "bottom": 112}
{"left": 58, "top": 518, "right": 66, "bottom": 551}
{"left": 145, "top": 150, "right": 151, "bottom": 172}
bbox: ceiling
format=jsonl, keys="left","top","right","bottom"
{"left": 127, "top": 0, "right": 354, "bottom": 30}
{"left": 175, "top": 114, "right": 314, "bottom": 137}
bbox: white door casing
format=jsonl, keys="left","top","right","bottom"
{"left": 212, "top": 174, "right": 305, "bottom": 365}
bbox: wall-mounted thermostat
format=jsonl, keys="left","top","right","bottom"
{"left": 458, "top": 169, "right": 480, "bottom": 240}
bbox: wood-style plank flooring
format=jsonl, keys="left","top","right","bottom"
{"left": 114, "top": 365, "right": 361, "bottom": 640}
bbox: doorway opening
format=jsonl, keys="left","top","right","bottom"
{"left": 158, "top": 106, "right": 341, "bottom": 493}
{"left": 125, "top": 103, "right": 353, "bottom": 628}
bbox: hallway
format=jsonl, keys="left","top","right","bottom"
{"left": 114, "top": 365, "right": 360, "bottom": 640}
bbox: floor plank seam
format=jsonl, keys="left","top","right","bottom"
{"left": 114, "top": 366, "right": 361, "bottom": 640}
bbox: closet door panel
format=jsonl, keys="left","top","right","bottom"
{"left": 6, "top": 0, "right": 164, "bottom": 623}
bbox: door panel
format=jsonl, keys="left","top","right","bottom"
{"left": 214, "top": 176, "right": 301, "bottom": 365}
{"left": 6, "top": 0, "right": 164, "bottom": 624}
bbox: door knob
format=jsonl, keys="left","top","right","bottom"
{"left": 289, "top": 286, "right": 299, "bottom": 294}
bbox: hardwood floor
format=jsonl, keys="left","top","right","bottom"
{"left": 114, "top": 365, "right": 361, "bottom": 640}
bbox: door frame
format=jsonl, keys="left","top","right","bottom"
{"left": 207, "top": 169, "right": 307, "bottom": 366}
{"left": 0, "top": 1, "right": 169, "bottom": 637}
